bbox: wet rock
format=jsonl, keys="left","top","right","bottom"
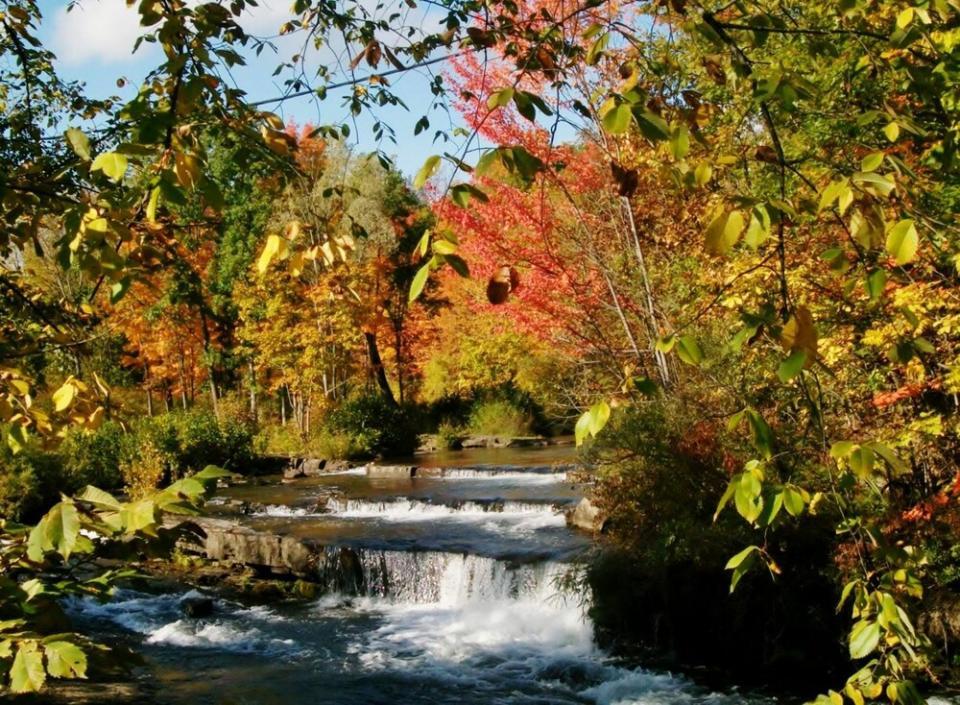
{"left": 414, "top": 466, "right": 444, "bottom": 478}
{"left": 367, "top": 464, "right": 417, "bottom": 479}
{"left": 283, "top": 457, "right": 327, "bottom": 480}
{"left": 458, "top": 435, "right": 549, "bottom": 449}
{"left": 20, "top": 680, "right": 152, "bottom": 705}
{"left": 180, "top": 595, "right": 214, "bottom": 618}
{"left": 173, "top": 517, "right": 317, "bottom": 578}
{"left": 566, "top": 497, "right": 605, "bottom": 533}
{"left": 324, "top": 459, "right": 356, "bottom": 473}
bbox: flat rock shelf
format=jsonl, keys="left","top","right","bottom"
{"left": 69, "top": 445, "right": 773, "bottom": 705}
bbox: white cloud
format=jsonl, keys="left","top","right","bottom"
{"left": 239, "top": 0, "right": 292, "bottom": 36}
{"left": 48, "top": 0, "right": 294, "bottom": 67}
{"left": 49, "top": 0, "right": 145, "bottom": 66}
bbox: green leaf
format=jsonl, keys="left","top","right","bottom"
{"left": 669, "top": 124, "right": 690, "bottom": 159}
{"left": 783, "top": 486, "right": 806, "bottom": 517}
{"left": 444, "top": 254, "right": 470, "bottom": 278}
{"left": 90, "top": 152, "right": 128, "bottom": 182}
{"left": 486, "top": 88, "right": 514, "bottom": 110}
{"left": 704, "top": 210, "right": 745, "bottom": 255}
{"left": 743, "top": 206, "right": 771, "bottom": 248}
{"left": 512, "top": 91, "right": 536, "bottom": 122}
{"left": 110, "top": 277, "right": 131, "bottom": 304}
{"left": 861, "top": 152, "right": 884, "bottom": 172}
{"left": 714, "top": 480, "right": 736, "bottom": 521}
{"left": 655, "top": 335, "right": 676, "bottom": 353}
{"left": 44, "top": 640, "right": 88, "bottom": 680}
{"left": 869, "top": 443, "right": 909, "bottom": 476}
{"left": 10, "top": 641, "right": 45, "bottom": 693}
{"left": 884, "top": 122, "right": 900, "bottom": 142}
{"left": 885, "top": 219, "right": 918, "bottom": 265}
{"left": 830, "top": 440, "right": 855, "bottom": 459}
{"left": 46, "top": 501, "right": 80, "bottom": 559}
{"left": 865, "top": 269, "right": 886, "bottom": 302}
{"left": 146, "top": 186, "right": 161, "bottom": 223}
{"left": 849, "top": 444, "right": 875, "bottom": 477}
{"left": 588, "top": 401, "right": 611, "bottom": 436}
{"left": 574, "top": 410, "right": 592, "bottom": 447}
{"left": 746, "top": 409, "right": 774, "bottom": 459}
{"left": 413, "top": 155, "right": 441, "bottom": 189}
{"left": 849, "top": 619, "right": 881, "bottom": 659}
{"left": 408, "top": 263, "right": 431, "bottom": 303}
{"left": 65, "top": 128, "right": 91, "bottom": 161}
{"left": 694, "top": 162, "right": 713, "bottom": 187}
{"left": 676, "top": 335, "right": 703, "bottom": 366}
{"left": 602, "top": 103, "right": 632, "bottom": 135}
{"left": 416, "top": 231, "right": 430, "bottom": 257}
{"left": 725, "top": 545, "right": 759, "bottom": 570}
{"left": 432, "top": 240, "right": 457, "bottom": 255}
{"left": 77, "top": 485, "right": 121, "bottom": 510}
{"left": 635, "top": 111, "right": 671, "bottom": 141}
{"left": 777, "top": 349, "right": 807, "bottom": 382}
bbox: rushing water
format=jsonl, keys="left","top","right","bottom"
{"left": 69, "top": 445, "right": 773, "bottom": 705}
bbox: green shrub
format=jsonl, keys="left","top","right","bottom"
{"left": 0, "top": 434, "right": 62, "bottom": 522}
{"left": 326, "top": 392, "right": 418, "bottom": 457}
{"left": 59, "top": 421, "right": 124, "bottom": 491}
{"left": 119, "top": 410, "right": 255, "bottom": 495}
{"left": 466, "top": 398, "right": 534, "bottom": 437}
{"left": 436, "top": 421, "right": 464, "bottom": 450}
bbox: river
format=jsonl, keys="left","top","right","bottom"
{"left": 68, "top": 445, "right": 774, "bottom": 705}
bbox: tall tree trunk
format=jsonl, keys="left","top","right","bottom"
{"left": 364, "top": 331, "right": 397, "bottom": 406}
{"left": 177, "top": 349, "right": 189, "bottom": 410}
{"left": 248, "top": 361, "right": 257, "bottom": 420}
{"left": 199, "top": 310, "right": 219, "bottom": 416}
{"left": 621, "top": 196, "right": 672, "bottom": 387}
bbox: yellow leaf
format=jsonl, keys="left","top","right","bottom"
{"left": 781, "top": 305, "right": 818, "bottom": 365}
{"left": 257, "top": 234, "right": 287, "bottom": 274}
{"left": 52, "top": 381, "right": 76, "bottom": 412}
{"left": 173, "top": 153, "right": 201, "bottom": 190}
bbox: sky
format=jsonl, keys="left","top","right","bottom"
{"left": 35, "top": 0, "right": 470, "bottom": 176}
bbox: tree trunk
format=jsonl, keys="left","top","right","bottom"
{"left": 364, "top": 331, "right": 397, "bottom": 406}
{"left": 620, "top": 196, "right": 672, "bottom": 388}
{"left": 248, "top": 361, "right": 257, "bottom": 420}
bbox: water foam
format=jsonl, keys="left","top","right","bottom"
{"left": 68, "top": 589, "right": 297, "bottom": 655}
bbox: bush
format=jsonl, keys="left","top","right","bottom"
{"left": 0, "top": 433, "right": 63, "bottom": 522}
{"left": 59, "top": 421, "right": 124, "bottom": 491}
{"left": 326, "top": 392, "right": 418, "bottom": 457}
{"left": 436, "top": 421, "right": 464, "bottom": 450}
{"left": 119, "top": 410, "right": 255, "bottom": 495}
{"left": 467, "top": 398, "right": 534, "bottom": 437}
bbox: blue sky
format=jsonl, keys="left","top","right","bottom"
{"left": 35, "top": 0, "right": 469, "bottom": 176}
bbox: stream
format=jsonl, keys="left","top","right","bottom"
{"left": 69, "top": 445, "right": 773, "bottom": 705}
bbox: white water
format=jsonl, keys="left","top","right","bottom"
{"left": 327, "top": 497, "right": 565, "bottom": 527}
{"left": 67, "top": 590, "right": 297, "bottom": 655}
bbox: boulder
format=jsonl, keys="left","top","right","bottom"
{"left": 366, "top": 465, "right": 417, "bottom": 479}
{"left": 180, "top": 595, "right": 215, "bottom": 618}
{"left": 566, "top": 498, "right": 605, "bottom": 533}
{"left": 283, "top": 457, "right": 327, "bottom": 480}
{"left": 324, "top": 459, "right": 356, "bottom": 474}
{"left": 174, "top": 517, "right": 316, "bottom": 577}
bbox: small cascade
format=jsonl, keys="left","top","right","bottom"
{"left": 441, "top": 464, "right": 573, "bottom": 479}
{"left": 327, "top": 497, "right": 566, "bottom": 518}
{"left": 316, "top": 548, "right": 574, "bottom": 605}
